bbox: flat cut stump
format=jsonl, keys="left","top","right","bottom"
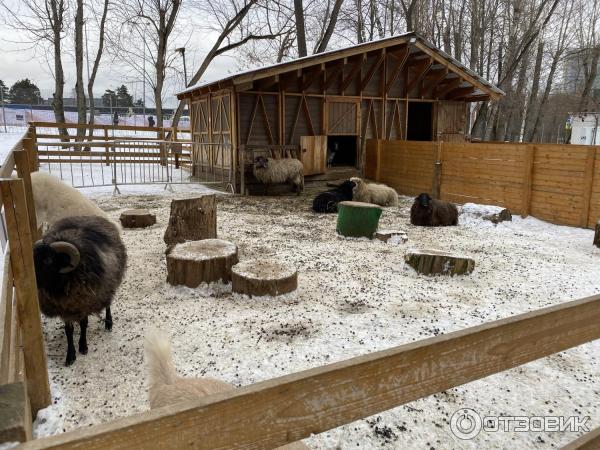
{"left": 167, "top": 239, "right": 238, "bottom": 287}
{"left": 375, "top": 229, "right": 408, "bottom": 244}
{"left": 337, "top": 201, "right": 382, "bottom": 238}
{"left": 232, "top": 259, "right": 297, "bottom": 297}
{"left": 164, "top": 195, "right": 217, "bottom": 249}
{"left": 405, "top": 249, "right": 475, "bottom": 276}
{"left": 119, "top": 209, "right": 156, "bottom": 228}
{"left": 595, "top": 221, "right": 600, "bottom": 248}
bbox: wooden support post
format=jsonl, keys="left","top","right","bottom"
{"left": 432, "top": 141, "right": 443, "bottom": 199}
{"left": 521, "top": 144, "right": 535, "bottom": 218}
{"left": 0, "top": 179, "right": 51, "bottom": 415}
{"left": 21, "top": 138, "right": 38, "bottom": 172}
{"left": 594, "top": 222, "right": 600, "bottom": 248}
{"left": 0, "top": 253, "right": 13, "bottom": 384}
{"left": 375, "top": 140, "right": 382, "bottom": 182}
{"left": 103, "top": 126, "right": 110, "bottom": 166}
{"left": 13, "top": 151, "right": 39, "bottom": 240}
{"left": 580, "top": 146, "right": 597, "bottom": 228}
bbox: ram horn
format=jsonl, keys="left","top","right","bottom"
{"left": 50, "top": 241, "right": 81, "bottom": 273}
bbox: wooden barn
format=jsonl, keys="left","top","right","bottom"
{"left": 177, "top": 32, "right": 504, "bottom": 193}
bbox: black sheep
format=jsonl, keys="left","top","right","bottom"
{"left": 410, "top": 193, "right": 459, "bottom": 226}
{"left": 34, "top": 216, "right": 127, "bottom": 365}
{"left": 312, "top": 180, "right": 356, "bottom": 213}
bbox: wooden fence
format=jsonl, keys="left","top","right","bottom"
{"left": 365, "top": 140, "right": 600, "bottom": 228}
{"left": 0, "top": 127, "right": 599, "bottom": 448}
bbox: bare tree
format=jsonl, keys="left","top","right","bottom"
{"left": 75, "top": 0, "right": 86, "bottom": 138}
{"left": 0, "top": 0, "right": 69, "bottom": 135}
{"left": 87, "top": 0, "right": 110, "bottom": 141}
{"left": 294, "top": 0, "right": 308, "bottom": 56}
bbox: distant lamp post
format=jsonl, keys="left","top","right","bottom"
{"left": 176, "top": 47, "right": 188, "bottom": 87}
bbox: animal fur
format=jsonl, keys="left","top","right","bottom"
{"left": 31, "top": 172, "right": 118, "bottom": 230}
{"left": 253, "top": 156, "right": 304, "bottom": 193}
{"left": 312, "top": 180, "right": 355, "bottom": 213}
{"left": 410, "top": 193, "right": 458, "bottom": 226}
{"left": 144, "top": 329, "right": 310, "bottom": 450}
{"left": 350, "top": 177, "right": 398, "bottom": 207}
{"left": 34, "top": 216, "right": 127, "bottom": 365}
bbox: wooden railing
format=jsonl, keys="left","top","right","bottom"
{"left": 0, "top": 125, "right": 598, "bottom": 449}
{"left": 0, "top": 130, "right": 51, "bottom": 443}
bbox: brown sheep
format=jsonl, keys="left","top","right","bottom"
{"left": 410, "top": 193, "right": 458, "bottom": 226}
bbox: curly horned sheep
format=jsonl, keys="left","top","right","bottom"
{"left": 410, "top": 192, "right": 458, "bottom": 227}
{"left": 312, "top": 179, "right": 356, "bottom": 213}
{"left": 144, "top": 328, "right": 310, "bottom": 450}
{"left": 253, "top": 156, "right": 304, "bottom": 194}
{"left": 31, "top": 172, "right": 118, "bottom": 230}
{"left": 34, "top": 215, "right": 127, "bottom": 365}
{"left": 350, "top": 177, "right": 398, "bottom": 207}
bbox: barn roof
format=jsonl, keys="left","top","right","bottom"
{"left": 177, "top": 32, "right": 504, "bottom": 101}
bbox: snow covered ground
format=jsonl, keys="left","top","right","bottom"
{"left": 0, "top": 131, "right": 26, "bottom": 164}
{"left": 32, "top": 191, "right": 600, "bottom": 449}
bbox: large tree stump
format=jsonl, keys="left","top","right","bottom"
{"left": 164, "top": 195, "right": 217, "bottom": 248}
{"left": 232, "top": 259, "right": 298, "bottom": 297}
{"left": 336, "top": 201, "right": 382, "bottom": 238}
{"left": 405, "top": 250, "right": 475, "bottom": 276}
{"left": 119, "top": 209, "right": 156, "bottom": 228}
{"left": 595, "top": 221, "right": 600, "bottom": 248}
{"left": 375, "top": 229, "right": 408, "bottom": 244}
{"left": 166, "top": 239, "right": 238, "bottom": 287}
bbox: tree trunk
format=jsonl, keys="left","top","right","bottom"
{"left": 87, "top": 0, "right": 109, "bottom": 143}
{"left": 578, "top": 47, "right": 600, "bottom": 111}
{"left": 405, "top": 250, "right": 475, "bottom": 276}
{"left": 51, "top": 1, "right": 67, "bottom": 138}
{"left": 232, "top": 259, "right": 298, "bottom": 297}
{"left": 523, "top": 39, "right": 544, "bottom": 142}
{"left": 164, "top": 195, "right": 217, "bottom": 248}
{"left": 529, "top": 50, "right": 561, "bottom": 141}
{"left": 594, "top": 222, "right": 600, "bottom": 248}
{"left": 75, "top": 0, "right": 86, "bottom": 140}
{"left": 314, "top": 0, "right": 344, "bottom": 54}
{"left": 294, "top": 0, "right": 307, "bottom": 57}
{"left": 167, "top": 240, "right": 238, "bottom": 287}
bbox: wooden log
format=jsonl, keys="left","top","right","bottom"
{"left": 232, "top": 259, "right": 298, "bottom": 297}
{"left": 405, "top": 249, "right": 475, "bottom": 276}
{"left": 336, "top": 201, "right": 382, "bottom": 238}
{"left": 374, "top": 229, "right": 408, "bottom": 244}
{"left": 166, "top": 239, "right": 238, "bottom": 287}
{"left": 0, "top": 382, "right": 32, "bottom": 444}
{"left": 483, "top": 208, "right": 512, "bottom": 224}
{"left": 164, "top": 195, "right": 217, "bottom": 249}
{"left": 594, "top": 222, "right": 600, "bottom": 248}
{"left": 119, "top": 209, "right": 156, "bottom": 228}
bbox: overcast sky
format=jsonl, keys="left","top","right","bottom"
{"left": 0, "top": 2, "right": 246, "bottom": 108}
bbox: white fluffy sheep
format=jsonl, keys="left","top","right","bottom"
{"left": 253, "top": 156, "right": 304, "bottom": 193}
{"left": 30, "top": 172, "right": 117, "bottom": 229}
{"left": 144, "top": 328, "right": 310, "bottom": 450}
{"left": 350, "top": 177, "right": 398, "bottom": 207}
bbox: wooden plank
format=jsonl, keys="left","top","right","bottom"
{"left": 0, "top": 152, "right": 15, "bottom": 179}
{"left": 562, "top": 427, "right": 600, "bottom": 450}
{"left": 580, "top": 147, "right": 597, "bottom": 227}
{"left": 360, "top": 51, "right": 385, "bottom": 92}
{"left": 0, "top": 382, "right": 32, "bottom": 443}
{"left": 0, "top": 248, "right": 13, "bottom": 384}
{"left": 340, "top": 57, "right": 363, "bottom": 93}
{"left": 0, "top": 179, "right": 51, "bottom": 415}
{"left": 385, "top": 47, "right": 410, "bottom": 94}
{"left": 22, "top": 294, "right": 600, "bottom": 450}
{"left": 13, "top": 151, "right": 39, "bottom": 240}
{"left": 405, "top": 58, "right": 432, "bottom": 95}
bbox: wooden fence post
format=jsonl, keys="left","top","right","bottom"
{"left": 13, "top": 151, "right": 39, "bottom": 241}
{"left": 432, "top": 141, "right": 443, "bottom": 199}
{"left": 103, "top": 126, "right": 110, "bottom": 166}
{"left": 0, "top": 179, "right": 51, "bottom": 416}
{"left": 375, "top": 140, "right": 382, "bottom": 182}
{"left": 521, "top": 145, "right": 535, "bottom": 218}
{"left": 580, "top": 146, "right": 597, "bottom": 228}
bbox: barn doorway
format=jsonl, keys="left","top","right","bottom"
{"left": 327, "top": 135, "right": 357, "bottom": 168}
{"left": 407, "top": 102, "right": 433, "bottom": 141}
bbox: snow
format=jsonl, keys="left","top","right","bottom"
{"left": 0, "top": 131, "right": 26, "bottom": 164}
{"left": 169, "top": 239, "right": 237, "bottom": 261}
{"left": 26, "top": 192, "right": 600, "bottom": 448}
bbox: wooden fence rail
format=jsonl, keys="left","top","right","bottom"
{"left": 365, "top": 139, "right": 600, "bottom": 228}
{"left": 18, "top": 294, "right": 600, "bottom": 450}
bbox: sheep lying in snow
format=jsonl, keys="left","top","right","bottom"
{"left": 410, "top": 192, "right": 458, "bottom": 226}
{"left": 253, "top": 156, "right": 304, "bottom": 193}
{"left": 312, "top": 180, "right": 356, "bottom": 213}
{"left": 31, "top": 172, "right": 118, "bottom": 231}
{"left": 34, "top": 216, "right": 127, "bottom": 365}
{"left": 144, "top": 329, "right": 310, "bottom": 450}
{"left": 350, "top": 177, "right": 398, "bottom": 207}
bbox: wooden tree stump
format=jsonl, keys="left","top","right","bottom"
{"left": 375, "top": 229, "right": 408, "bottom": 244}
{"left": 483, "top": 208, "right": 512, "bottom": 224}
{"left": 594, "top": 221, "right": 600, "bottom": 248}
{"left": 119, "top": 209, "right": 156, "bottom": 228}
{"left": 336, "top": 201, "right": 382, "bottom": 238}
{"left": 232, "top": 259, "right": 298, "bottom": 297}
{"left": 405, "top": 250, "right": 475, "bottom": 276}
{"left": 166, "top": 239, "right": 238, "bottom": 287}
{"left": 164, "top": 195, "right": 217, "bottom": 248}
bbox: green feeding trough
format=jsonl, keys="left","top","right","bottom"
{"left": 336, "top": 201, "right": 383, "bottom": 238}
